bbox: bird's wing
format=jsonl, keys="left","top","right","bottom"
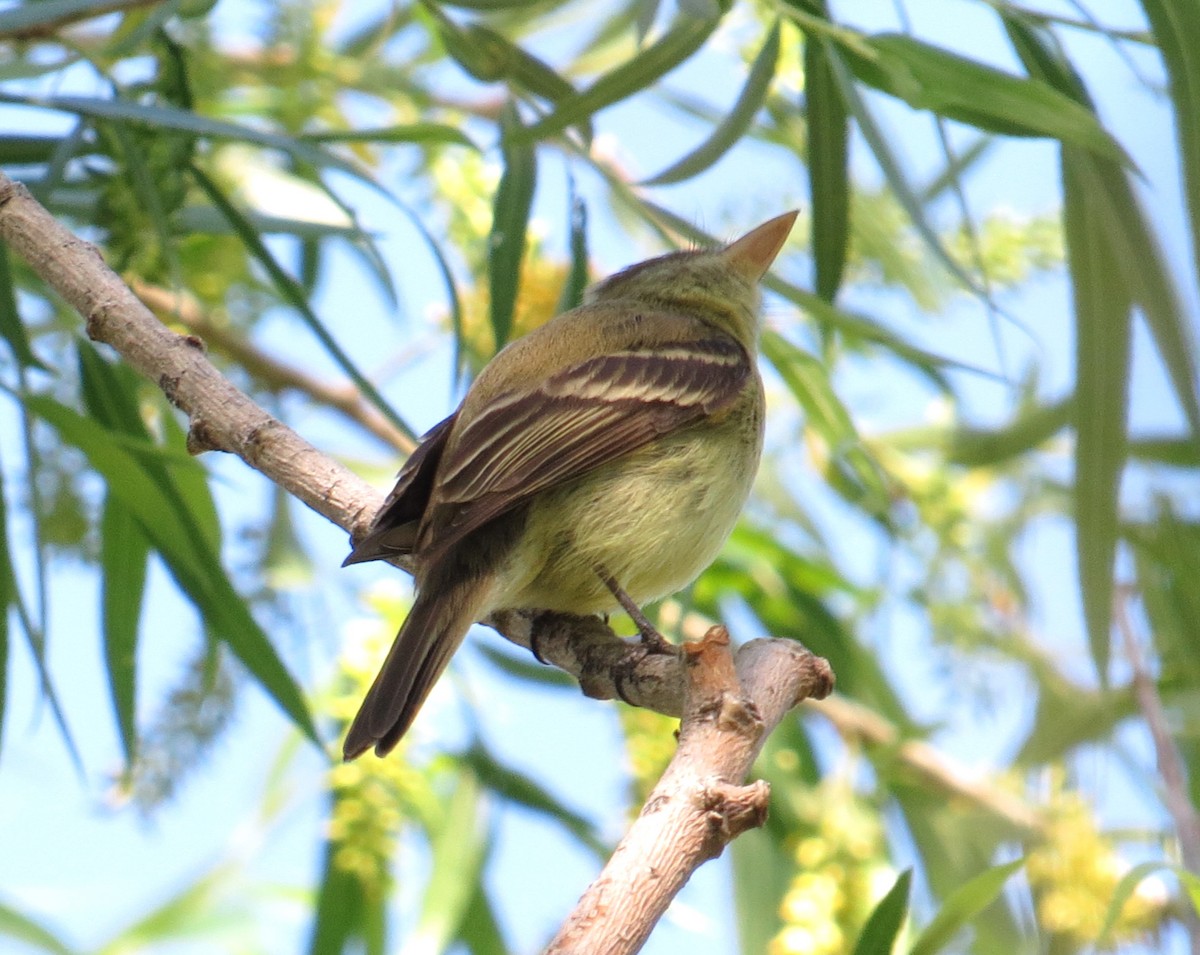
{"left": 422, "top": 333, "right": 751, "bottom": 557}
{"left": 342, "top": 410, "right": 459, "bottom": 566}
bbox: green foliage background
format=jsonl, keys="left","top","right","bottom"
{"left": 0, "top": 0, "right": 1197, "bottom": 952}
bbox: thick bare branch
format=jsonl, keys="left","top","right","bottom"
{"left": 545, "top": 627, "right": 834, "bottom": 955}
{"left": 0, "top": 173, "right": 380, "bottom": 540}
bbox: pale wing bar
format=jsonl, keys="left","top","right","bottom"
{"left": 421, "top": 336, "right": 750, "bottom": 554}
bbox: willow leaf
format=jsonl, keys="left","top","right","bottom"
{"left": 489, "top": 103, "right": 537, "bottom": 350}
{"left": 805, "top": 34, "right": 849, "bottom": 301}
{"left": 641, "top": 19, "right": 780, "bottom": 185}
{"left": 1064, "top": 156, "right": 1130, "bottom": 682}
{"left": 520, "top": 8, "right": 725, "bottom": 141}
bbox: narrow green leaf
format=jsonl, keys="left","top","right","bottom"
{"left": 1129, "top": 435, "right": 1200, "bottom": 467}
{"left": 116, "top": 432, "right": 220, "bottom": 552}
{"left": 0, "top": 0, "right": 124, "bottom": 35}
{"left": 1182, "top": 870, "right": 1200, "bottom": 915}
{"left": 760, "top": 331, "right": 848, "bottom": 437}
{"left": 100, "top": 496, "right": 148, "bottom": 766}
{"left": 1015, "top": 679, "right": 1135, "bottom": 766}
{"left": 948, "top": 398, "right": 1073, "bottom": 467}
{"left": 488, "top": 102, "right": 537, "bottom": 350}
{"left": 825, "top": 49, "right": 991, "bottom": 303}
{"left": 76, "top": 340, "right": 221, "bottom": 556}
{"left": 178, "top": 206, "right": 361, "bottom": 239}
{"left": 731, "top": 828, "right": 793, "bottom": 955}
{"left": 77, "top": 337, "right": 150, "bottom": 438}
{"left": 1005, "top": 16, "right": 1180, "bottom": 679}
{"left": 520, "top": 8, "right": 725, "bottom": 141}
{"left": 429, "top": 8, "right": 583, "bottom": 141}
{"left": 1063, "top": 157, "right": 1131, "bottom": 682}
{"left": 641, "top": 19, "right": 780, "bottom": 185}
{"left": 1005, "top": 12, "right": 1200, "bottom": 444}
{"left": 302, "top": 123, "right": 477, "bottom": 149}
{"left": 413, "top": 775, "right": 489, "bottom": 955}
{"left": 105, "top": 0, "right": 190, "bottom": 57}
{"left": 1141, "top": 0, "right": 1200, "bottom": 318}
{"left": 890, "top": 789, "right": 1029, "bottom": 949}
{"left": 436, "top": 0, "right": 556, "bottom": 10}
{"left": 704, "top": 524, "right": 915, "bottom": 726}
{"left": 0, "top": 245, "right": 47, "bottom": 371}
{"left": 308, "top": 854, "right": 364, "bottom": 955}
{"left": 0, "top": 899, "right": 76, "bottom": 955}
{"left": 555, "top": 186, "right": 589, "bottom": 314}
{"left": 27, "top": 395, "right": 319, "bottom": 743}
{"left": 843, "top": 34, "right": 1129, "bottom": 166}
{"left": 458, "top": 889, "right": 508, "bottom": 955}
{"left": 920, "top": 135, "right": 994, "bottom": 203}
{"left": 0, "top": 133, "right": 64, "bottom": 164}
{"left": 1075, "top": 164, "right": 1198, "bottom": 442}
{"left": 0, "top": 92, "right": 363, "bottom": 179}
{"left": 908, "top": 858, "right": 1024, "bottom": 955}
{"left": 1097, "top": 860, "right": 1174, "bottom": 945}
{"left": 0, "top": 463, "right": 10, "bottom": 765}
{"left": 0, "top": 446, "right": 79, "bottom": 771}
{"left": 189, "top": 163, "right": 417, "bottom": 445}
{"left": 96, "top": 858, "right": 250, "bottom": 951}
{"left": 464, "top": 744, "right": 607, "bottom": 857}
{"left": 805, "top": 34, "right": 850, "bottom": 301}
{"left": 634, "top": 0, "right": 662, "bottom": 42}
{"left": 761, "top": 331, "right": 891, "bottom": 514}
{"left": 436, "top": 0, "right": 563, "bottom": 12}
{"left": 852, "top": 869, "right": 912, "bottom": 955}
{"left": 460, "top": 24, "right": 584, "bottom": 124}
{"left": 1130, "top": 505, "right": 1200, "bottom": 685}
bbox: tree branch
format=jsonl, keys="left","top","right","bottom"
{"left": 130, "top": 279, "right": 417, "bottom": 455}
{"left": 545, "top": 627, "right": 833, "bottom": 955}
{"left": 0, "top": 173, "right": 378, "bottom": 539}
{"left": 1116, "top": 590, "right": 1200, "bottom": 954}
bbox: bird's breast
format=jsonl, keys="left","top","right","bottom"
{"left": 497, "top": 383, "right": 764, "bottom": 615}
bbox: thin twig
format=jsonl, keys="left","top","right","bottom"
{"left": 1116, "top": 589, "right": 1200, "bottom": 954}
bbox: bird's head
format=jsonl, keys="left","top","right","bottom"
{"left": 585, "top": 211, "right": 797, "bottom": 348}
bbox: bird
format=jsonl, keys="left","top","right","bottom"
{"left": 341, "top": 210, "right": 797, "bottom": 759}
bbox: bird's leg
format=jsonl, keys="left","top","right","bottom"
{"left": 597, "top": 569, "right": 674, "bottom": 655}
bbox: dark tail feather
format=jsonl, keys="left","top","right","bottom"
{"left": 343, "top": 570, "right": 493, "bottom": 759}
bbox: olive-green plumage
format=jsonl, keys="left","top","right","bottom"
{"left": 342, "top": 211, "right": 797, "bottom": 758}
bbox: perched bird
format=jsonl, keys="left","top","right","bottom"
{"left": 342, "top": 211, "right": 797, "bottom": 759}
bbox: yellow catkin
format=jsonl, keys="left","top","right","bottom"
{"left": 1027, "top": 791, "right": 1164, "bottom": 945}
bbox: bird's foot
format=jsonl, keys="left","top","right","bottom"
{"left": 634, "top": 621, "right": 674, "bottom": 655}
{"left": 597, "top": 569, "right": 675, "bottom": 656}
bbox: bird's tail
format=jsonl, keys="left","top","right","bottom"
{"left": 343, "top": 565, "right": 495, "bottom": 759}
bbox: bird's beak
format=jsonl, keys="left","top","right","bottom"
{"left": 721, "top": 210, "right": 799, "bottom": 282}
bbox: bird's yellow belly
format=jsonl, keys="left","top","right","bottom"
{"left": 499, "top": 417, "right": 761, "bottom": 614}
